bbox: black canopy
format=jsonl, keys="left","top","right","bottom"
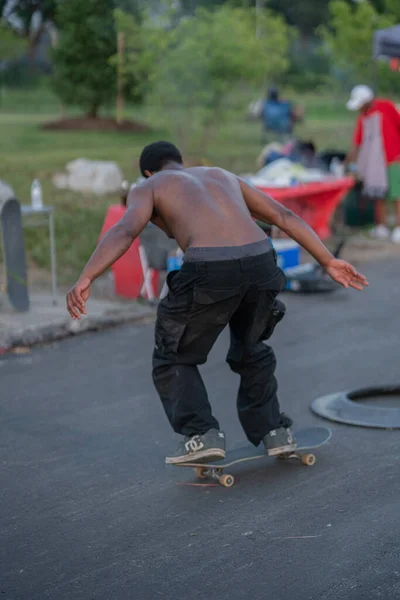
{"left": 373, "top": 25, "right": 400, "bottom": 59}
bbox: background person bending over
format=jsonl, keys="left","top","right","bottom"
{"left": 67, "top": 142, "right": 368, "bottom": 465}
{"left": 345, "top": 85, "right": 400, "bottom": 243}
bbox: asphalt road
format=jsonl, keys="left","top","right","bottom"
{"left": 1, "top": 258, "right": 400, "bottom": 600}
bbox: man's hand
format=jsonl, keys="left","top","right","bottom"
{"left": 66, "top": 275, "right": 91, "bottom": 319}
{"left": 344, "top": 146, "right": 358, "bottom": 169}
{"left": 324, "top": 259, "right": 368, "bottom": 291}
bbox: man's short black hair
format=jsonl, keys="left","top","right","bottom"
{"left": 267, "top": 86, "right": 279, "bottom": 102}
{"left": 139, "top": 141, "right": 183, "bottom": 177}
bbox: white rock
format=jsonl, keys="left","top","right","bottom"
{"left": 53, "top": 159, "right": 123, "bottom": 195}
{"left": 52, "top": 173, "right": 69, "bottom": 190}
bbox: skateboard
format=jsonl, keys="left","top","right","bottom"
{"left": 174, "top": 426, "right": 332, "bottom": 487}
{"left": 0, "top": 198, "right": 29, "bottom": 312}
{"left": 284, "top": 240, "right": 345, "bottom": 294}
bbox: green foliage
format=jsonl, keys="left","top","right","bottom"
{"left": 0, "top": 21, "right": 25, "bottom": 60}
{"left": 115, "top": 0, "right": 143, "bottom": 18}
{"left": 52, "top": 0, "right": 117, "bottom": 117}
{"left": 156, "top": 0, "right": 332, "bottom": 37}
{"left": 319, "top": 0, "right": 399, "bottom": 92}
{"left": 0, "top": 0, "right": 57, "bottom": 35}
{"left": 150, "top": 5, "right": 290, "bottom": 152}
{"left": 178, "top": 0, "right": 227, "bottom": 14}
{"left": 286, "top": 39, "right": 331, "bottom": 92}
{"left": 268, "top": 0, "right": 331, "bottom": 38}
{"left": 111, "top": 8, "right": 161, "bottom": 105}
{"left": 383, "top": 0, "right": 400, "bottom": 21}
{"left": 0, "top": 21, "right": 31, "bottom": 89}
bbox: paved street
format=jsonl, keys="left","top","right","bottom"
{"left": 1, "top": 258, "right": 400, "bottom": 600}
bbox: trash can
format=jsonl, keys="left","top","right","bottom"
{"left": 343, "top": 182, "right": 374, "bottom": 227}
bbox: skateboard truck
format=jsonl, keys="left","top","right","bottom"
{"left": 193, "top": 450, "right": 316, "bottom": 488}
{"left": 195, "top": 467, "right": 235, "bottom": 488}
{"left": 276, "top": 451, "right": 316, "bottom": 466}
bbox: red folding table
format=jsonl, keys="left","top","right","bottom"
{"left": 256, "top": 177, "right": 355, "bottom": 239}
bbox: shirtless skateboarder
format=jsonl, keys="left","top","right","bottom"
{"left": 67, "top": 141, "right": 368, "bottom": 464}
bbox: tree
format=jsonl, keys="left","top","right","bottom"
{"left": 0, "top": 20, "right": 25, "bottom": 60}
{"left": 319, "top": 0, "right": 398, "bottom": 92}
{"left": 178, "top": 0, "right": 227, "bottom": 14}
{"left": 166, "top": 0, "right": 333, "bottom": 37}
{"left": 268, "top": 0, "right": 331, "bottom": 38}
{"left": 383, "top": 0, "right": 400, "bottom": 21}
{"left": 0, "top": 0, "right": 57, "bottom": 57}
{"left": 114, "top": 0, "right": 145, "bottom": 18}
{"left": 52, "top": 0, "right": 117, "bottom": 118}
{"left": 154, "top": 0, "right": 399, "bottom": 37}
{"left": 111, "top": 8, "right": 160, "bottom": 116}
{"left": 149, "top": 5, "right": 291, "bottom": 154}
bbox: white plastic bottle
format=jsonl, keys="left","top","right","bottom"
{"left": 330, "top": 158, "right": 344, "bottom": 178}
{"left": 31, "top": 179, "right": 43, "bottom": 210}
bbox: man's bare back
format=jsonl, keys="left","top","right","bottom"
{"left": 147, "top": 166, "right": 265, "bottom": 250}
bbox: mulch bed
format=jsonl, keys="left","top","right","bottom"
{"left": 41, "top": 117, "right": 149, "bottom": 132}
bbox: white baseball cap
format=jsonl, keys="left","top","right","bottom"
{"left": 346, "top": 85, "right": 374, "bottom": 111}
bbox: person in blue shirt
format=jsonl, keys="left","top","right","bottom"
{"left": 262, "top": 87, "right": 299, "bottom": 143}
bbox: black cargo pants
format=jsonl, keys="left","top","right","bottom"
{"left": 152, "top": 250, "right": 288, "bottom": 446}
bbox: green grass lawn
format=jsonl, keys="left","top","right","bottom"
{"left": 0, "top": 85, "right": 355, "bottom": 283}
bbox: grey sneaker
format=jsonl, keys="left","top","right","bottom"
{"left": 165, "top": 429, "right": 226, "bottom": 464}
{"left": 263, "top": 427, "right": 296, "bottom": 456}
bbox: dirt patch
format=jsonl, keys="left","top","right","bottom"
{"left": 27, "top": 261, "right": 53, "bottom": 291}
{"left": 42, "top": 117, "right": 149, "bottom": 133}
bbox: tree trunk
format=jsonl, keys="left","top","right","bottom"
{"left": 87, "top": 104, "right": 99, "bottom": 119}
{"left": 116, "top": 31, "right": 125, "bottom": 125}
{"left": 48, "top": 22, "right": 59, "bottom": 48}
{"left": 28, "top": 22, "right": 45, "bottom": 64}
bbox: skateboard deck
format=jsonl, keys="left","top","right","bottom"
{"left": 0, "top": 198, "right": 29, "bottom": 312}
{"left": 174, "top": 426, "right": 332, "bottom": 487}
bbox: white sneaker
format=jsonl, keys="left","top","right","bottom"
{"left": 391, "top": 226, "right": 400, "bottom": 244}
{"left": 371, "top": 224, "right": 390, "bottom": 239}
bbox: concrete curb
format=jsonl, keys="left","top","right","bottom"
{"left": 0, "top": 306, "right": 156, "bottom": 353}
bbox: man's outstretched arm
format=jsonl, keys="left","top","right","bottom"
{"left": 67, "top": 184, "right": 154, "bottom": 319}
{"left": 239, "top": 178, "right": 368, "bottom": 291}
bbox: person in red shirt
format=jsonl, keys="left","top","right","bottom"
{"left": 346, "top": 85, "right": 400, "bottom": 243}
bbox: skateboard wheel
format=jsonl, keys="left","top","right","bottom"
{"left": 195, "top": 467, "right": 208, "bottom": 479}
{"left": 219, "top": 474, "right": 235, "bottom": 488}
{"left": 301, "top": 454, "right": 316, "bottom": 466}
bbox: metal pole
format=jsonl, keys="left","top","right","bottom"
{"left": 116, "top": 31, "right": 125, "bottom": 125}
{"left": 49, "top": 209, "right": 58, "bottom": 306}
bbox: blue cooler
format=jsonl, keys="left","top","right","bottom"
{"left": 167, "top": 253, "right": 183, "bottom": 273}
{"left": 271, "top": 239, "right": 300, "bottom": 271}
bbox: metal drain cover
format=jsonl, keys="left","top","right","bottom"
{"left": 311, "top": 386, "right": 400, "bottom": 429}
